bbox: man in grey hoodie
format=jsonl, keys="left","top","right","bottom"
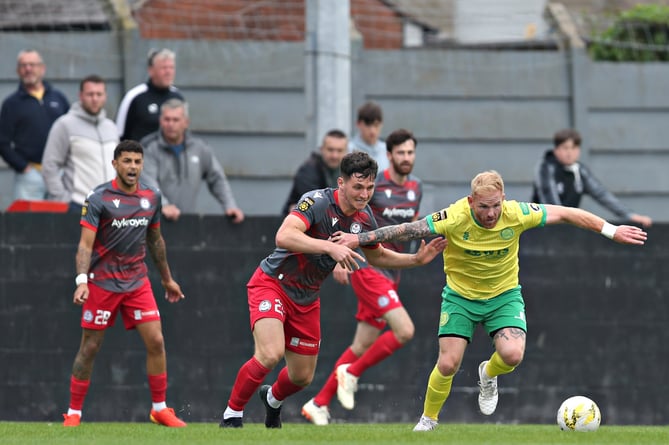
{"left": 42, "top": 75, "right": 119, "bottom": 213}
{"left": 141, "top": 98, "right": 244, "bottom": 223}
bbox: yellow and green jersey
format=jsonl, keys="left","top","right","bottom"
{"left": 426, "top": 197, "right": 546, "bottom": 300}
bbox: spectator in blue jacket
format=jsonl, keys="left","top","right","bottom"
{"left": 0, "top": 49, "right": 69, "bottom": 201}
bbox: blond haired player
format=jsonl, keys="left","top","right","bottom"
{"left": 332, "top": 170, "right": 647, "bottom": 431}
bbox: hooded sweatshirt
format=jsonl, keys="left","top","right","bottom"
{"left": 531, "top": 148, "right": 633, "bottom": 219}
{"left": 41, "top": 101, "right": 119, "bottom": 205}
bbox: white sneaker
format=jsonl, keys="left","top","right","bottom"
{"left": 413, "top": 414, "right": 438, "bottom": 431}
{"left": 301, "top": 398, "right": 330, "bottom": 426}
{"left": 478, "top": 360, "right": 498, "bottom": 415}
{"left": 336, "top": 364, "right": 358, "bottom": 410}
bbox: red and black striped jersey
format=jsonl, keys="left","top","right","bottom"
{"left": 80, "top": 178, "right": 161, "bottom": 293}
{"left": 260, "top": 188, "right": 379, "bottom": 305}
{"left": 364, "top": 169, "right": 423, "bottom": 283}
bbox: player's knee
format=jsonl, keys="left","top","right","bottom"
{"left": 436, "top": 359, "right": 459, "bottom": 377}
{"left": 144, "top": 334, "right": 165, "bottom": 355}
{"left": 256, "top": 350, "right": 283, "bottom": 369}
{"left": 79, "top": 342, "right": 101, "bottom": 360}
{"left": 80, "top": 335, "right": 104, "bottom": 358}
{"left": 351, "top": 338, "right": 373, "bottom": 354}
{"left": 393, "top": 324, "right": 415, "bottom": 344}
{"left": 285, "top": 365, "right": 315, "bottom": 387}
{"left": 502, "top": 349, "right": 524, "bottom": 367}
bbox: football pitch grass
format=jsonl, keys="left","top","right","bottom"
{"left": 1, "top": 422, "right": 668, "bottom": 445}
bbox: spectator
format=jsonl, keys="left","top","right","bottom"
{"left": 0, "top": 49, "right": 69, "bottom": 201}
{"left": 532, "top": 128, "right": 652, "bottom": 228}
{"left": 141, "top": 99, "right": 244, "bottom": 223}
{"left": 62, "top": 140, "right": 186, "bottom": 428}
{"left": 116, "top": 48, "right": 183, "bottom": 142}
{"left": 302, "top": 128, "right": 423, "bottom": 424}
{"left": 349, "top": 101, "right": 387, "bottom": 172}
{"left": 281, "top": 129, "right": 348, "bottom": 215}
{"left": 42, "top": 75, "right": 119, "bottom": 214}
{"left": 218, "top": 151, "right": 446, "bottom": 429}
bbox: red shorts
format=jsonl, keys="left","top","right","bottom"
{"left": 81, "top": 279, "right": 160, "bottom": 330}
{"left": 247, "top": 267, "right": 321, "bottom": 355}
{"left": 350, "top": 267, "right": 403, "bottom": 330}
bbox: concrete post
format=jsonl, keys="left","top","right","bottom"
{"left": 305, "top": 0, "right": 351, "bottom": 153}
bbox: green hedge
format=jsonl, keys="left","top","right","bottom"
{"left": 589, "top": 4, "right": 669, "bottom": 62}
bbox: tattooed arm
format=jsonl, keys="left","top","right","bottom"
{"left": 332, "top": 219, "right": 434, "bottom": 249}
{"left": 146, "top": 226, "right": 171, "bottom": 281}
{"left": 146, "top": 226, "right": 185, "bottom": 303}
{"left": 75, "top": 228, "right": 95, "bottom": 276}
{"left": 357, "top": 219, "right": 433, "bottom": 245}
{"left": 72, "top": 227, "right": 96, "bottom": 305}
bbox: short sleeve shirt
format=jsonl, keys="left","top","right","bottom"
{"left": 81, "top": 178, "right": 161, "bottom": 292}
{"left": 426, "top": 198, "right": 546, "bottom": 300}
{"left": 260, "top": 188, "right": 379, "bottom": 305}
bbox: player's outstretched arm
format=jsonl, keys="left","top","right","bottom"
{"left": 364, "top": 236, "right": 447, "bottom": 269}
{"left": 544, "top": 204, "right": 647, "bottom": 245}
{"left": 332, "top": 219, "right": 432, "bottom": 249}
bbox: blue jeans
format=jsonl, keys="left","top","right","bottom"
{"left": 14, "top": 166, "right": 46, "bottom": 200}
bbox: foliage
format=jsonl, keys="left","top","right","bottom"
{"left": 589, "top": 4, "right": 669, "bottom": 62}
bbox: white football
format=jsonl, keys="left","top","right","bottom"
{"left": 556, "top": 396, "right": 601, "bottom": 432}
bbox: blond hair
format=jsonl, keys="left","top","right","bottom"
{"left": 471, "top": 170, "right": 504, "bottom": 196}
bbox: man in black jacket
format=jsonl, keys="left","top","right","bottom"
{"left": 532, "top": 128, "right": 652, "bottom": 227}
{"left": 116, "top": 48, "right": 183, "bottom": 142}
{"left": 281, "top": 129, "right": 348, "bottom": 215}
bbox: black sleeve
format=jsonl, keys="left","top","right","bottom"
{"left": 532, "top": 160, "right": 561, "bottom": 204}
{"left": 281, "top": 160, "right": 324, "bottom": 215}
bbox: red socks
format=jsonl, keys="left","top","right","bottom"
{"left": 68, "top": 375, "right": 90, "bottom": 410}
{"left": 271, "top": 366, "right": 304, "bottom": 401}
{"left": 313, "top": 347, "right": 359, "bottom": 407}
{"left": 312, "top": 333, "right": 403, "bottom": 408}
{"left": 148, "top": 373, "right": 167, "bottom": 403}
{"left": 347, "top": 331, "right": 402, "bottom": 376}
{"left": 227, "top": 357, "right": 270, "bottom": 411}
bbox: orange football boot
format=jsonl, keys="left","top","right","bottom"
{"left": 62, "top": 413, "right": 81, "bottom": 427}
{"left": 149, "top": 407, "right": 187, "bottom": 427}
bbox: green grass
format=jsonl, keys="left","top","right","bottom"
{"left": 0, "top": 422, "right": 667, "bottom": 445}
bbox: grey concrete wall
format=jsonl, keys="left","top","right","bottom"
{"left": 1, "top": 31, "right": 668, "bottom": 221}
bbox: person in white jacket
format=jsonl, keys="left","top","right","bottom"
{"left": 42, "top": 75, "right": 119, "bottom": 213}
